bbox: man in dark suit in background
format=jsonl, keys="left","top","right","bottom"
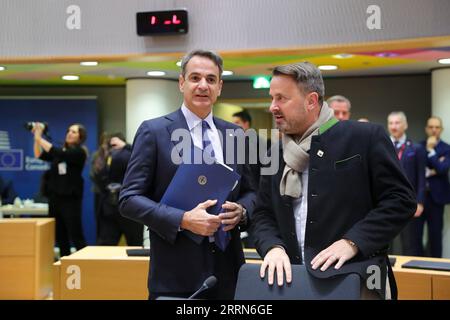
{"left": 232, "top": 110, "right": 270, "bottom": 249}
{"left": 251, "top": 62, "right": 416, "bottom": 299}
{"left": 95, "top": 133, "right": 143, "bottom": 246}
{"left": 387, "top": 111, "right": 426, "bottom": 256}
{"left": 418, "top": 116, "right": 450, "bottom": 257}
{"left": 119, "top": 50, "right": 256, "bottom": 299}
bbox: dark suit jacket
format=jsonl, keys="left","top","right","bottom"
{"left": 421, "top": 140, "right": 450, "bottom": 205}
{"left": 119, "top": 109, "right": 256, "bottom": 295}
{"left": 252, "top": 120, "right": 416, "bottom": 298}
{"left": 39, "top": 145, "right": 86, "bottom": 198}
{"left": 398, "top": 139, "right": 426, "bottom": 204}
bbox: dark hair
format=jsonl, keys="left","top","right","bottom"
{"left": 180, "top": 49, "right": 224, "bottom": 79}
{"left": 109, "top": 132, "right": 126, "bottom": 144}
{"left": 232, "top": 110, "right": 252, "bottom": 125}
{"left": 64, "top": 123, "right": 88, "bottom": 157}
{"left": 273, "top": 61, "right": 325, "bottom": 105}
{"left": 66, "top": 123, "right": 87, "bottom": 145}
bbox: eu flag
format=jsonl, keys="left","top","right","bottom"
{"left": 0, "top": 149, "right": 23, "bottom": 170}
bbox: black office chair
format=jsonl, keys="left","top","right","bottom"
{"left": 234, "top": 263, "right": 361, "bottom": 300}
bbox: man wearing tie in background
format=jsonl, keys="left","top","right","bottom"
{"left": 387, "top": 111, "right": 426, "bottom": 256}
{"left": 251, "top": 62, "right": 416, "bottom": 299}
{"left": 119, "top": 50, "right": 256, "bottom": 299}
{"left": 418, "top": 117, "right": 450, "bottom": 258}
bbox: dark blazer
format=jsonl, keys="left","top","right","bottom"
{"left": 0, "top": 176, "right": 17, "bottom": 204}
{"left": 252, "top": 120, "right": 416, "bottom": 298}
{"left": 421, "top": 140, "right": 450, "bottom": 205}
{"left": 40, "top": 145, "right": 86, "bottom": 197}
{"left": 119, "top": 109, "right": 256, "bottom": 295}
{"left": 398, "top": 139, "right": 426, "bottom": 204}
{"left": 108, "top": 145, "right": 132, "bottom": 184}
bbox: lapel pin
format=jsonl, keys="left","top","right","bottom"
{"left": 317, "top": 150, "right": 324, "bottom": 157}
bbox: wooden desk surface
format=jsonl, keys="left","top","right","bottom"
{"left": 0, "top": 217, "right": 54, "bottom": 225}
{"left": 62, "top": 245, "right": 149, "bottom": 261}
{"left": 55, "top": 247, "right": 450, "bottom": 300}
{"left": 57, "top": 246, "right": 149, "bottom": 300}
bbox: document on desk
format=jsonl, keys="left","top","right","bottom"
{"left": 401, "top": 260, "right": 450, "bottom": 272}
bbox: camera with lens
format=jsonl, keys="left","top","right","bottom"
{"left": 24, "top": 122, "right": 49, "bottom": 135}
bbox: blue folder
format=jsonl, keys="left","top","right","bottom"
{"left": 160, "top": 162, "right": 241, "bottom": 244}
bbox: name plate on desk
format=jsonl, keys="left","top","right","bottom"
{"left": 126, "top": 248, "right": 150, "bottom": 257}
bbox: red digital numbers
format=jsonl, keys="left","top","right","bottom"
{"left": 150, "top": 14, "right": 181, "bottom": 26}
{"left": 172, "top": 15, "right": 181, "bottom": 25}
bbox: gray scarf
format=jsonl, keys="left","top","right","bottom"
{"left": 280, "top": 102, "right": 335, "bottom": 198}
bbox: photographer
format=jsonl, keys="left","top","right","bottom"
{"left": 32, "top": 122, "right": 87, "bottom": 257}
{"left": 94, "top": 133, "right": 143, "bottom": 246}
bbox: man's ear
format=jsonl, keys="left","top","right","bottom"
{"left": 217, "top": 79, "right": 223, "bottom": 96}
{"left": 306, "top": 92, "right": 319, "bottom": 111}
{"left": 179, "top": 74, "right": 185, "bottom": 93}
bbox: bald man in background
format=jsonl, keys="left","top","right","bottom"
{"left": 387, "top": 111, "right": 426, "bottom": 256}
{"left": 417, "top": 117, "right": 450, "bottom": 257}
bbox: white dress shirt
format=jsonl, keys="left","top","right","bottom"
{"left": 181, "top": 104, "right": 224, "bottom": 164}
{"left": 390, "top": 134, "right": 406, "bottom": 147}
{"left": 292, "top": 166, "right": 309, "bottom": 262}
{"left": 181, "top": 104, "right": 223, "bottom": 241}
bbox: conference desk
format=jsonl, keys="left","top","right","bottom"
{"left": 0, "top": 218, "right": 55, "bottom": 299}
{"left": 53, "top": 246, "right": 149, "bottom": 300}
{"left": 53, "top": 246, "right": 450, "bottom": 300}
{"left": 392, "top": 255, "right": 450, "bottom": 300}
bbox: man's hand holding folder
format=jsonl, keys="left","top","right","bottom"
{"left": 181, "top": 199, "right": 221, "bottom": 236}
{"left": 180, "top": 199, "right": 245, "bottom": 236}
{"left": 219, "top": 201, "right": 246, "bottom": 232}
{"left": 160, "top": 162, "right": 245, "bottom": 242}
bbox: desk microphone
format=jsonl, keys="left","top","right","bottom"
{"left": 188, "top": 276, "right": 217, "bottom": 299}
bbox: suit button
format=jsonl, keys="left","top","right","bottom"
{"left": 309, "top": 220, "right": 315, "bottom": 224}
{"left": 311, "top": 193, "right": 318, "bottom": 197}
{"left": 291, "top": 232, "right": 295, "bottom": 236}
{"left": 295, "top": 255, "right": 300, "bottom": 260}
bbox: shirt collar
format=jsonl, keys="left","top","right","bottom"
{"left": 181, "top": 103, "right": 215, "bottom": 131}
{"left": 390, "top": 134, "right": 406, "bottom": 145}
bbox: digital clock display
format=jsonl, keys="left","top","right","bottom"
{"left": 136, "top": 10, "right": 188, "bottom": 36}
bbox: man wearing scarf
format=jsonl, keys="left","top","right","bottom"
{"left": 251, "top": 62, "right": 416, "bottom": 299}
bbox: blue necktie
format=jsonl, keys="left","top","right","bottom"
{"left": 202, "top": 120, "right": 230, "bottom": 251}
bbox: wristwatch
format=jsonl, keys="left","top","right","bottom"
{"left": 344, "top": 238, "right": 358, "bottom": 250}
{"left": 239, "top": 205, "right": 248, "bottom": 226}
